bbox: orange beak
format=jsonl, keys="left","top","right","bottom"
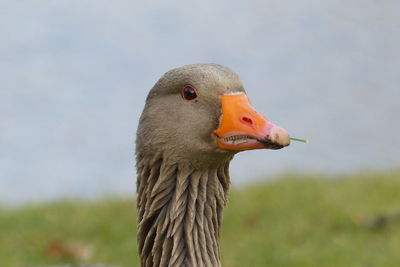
{"left": 214, "top": 93, "right": 290, "bottom": 151}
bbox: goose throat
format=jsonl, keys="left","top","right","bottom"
{"left": 136, "top": 154, "right": 230, "bottom": 267}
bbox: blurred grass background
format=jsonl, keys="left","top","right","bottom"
{"left": 1, "top": 171, "right": 399, "bottom": 267}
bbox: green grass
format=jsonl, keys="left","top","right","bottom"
{"left": 1, "top": 171, "right": 400, "bottom": 267}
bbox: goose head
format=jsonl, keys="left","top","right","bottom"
{"left": 136, "top": 63, "right": 290, "bottom": 169}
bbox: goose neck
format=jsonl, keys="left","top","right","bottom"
{"left": 136, "top": 155, "right": 230, "bottom": 267}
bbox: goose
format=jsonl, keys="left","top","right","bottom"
{"left": 136, "top": 63, "right": 290, "bottom": 267}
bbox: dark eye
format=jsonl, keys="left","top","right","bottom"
{"left": 181, "top": 85, "right": 198, "bottom": 101}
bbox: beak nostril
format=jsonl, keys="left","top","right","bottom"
{"left": 241, "top": 116, "right": 253, "bottom": 125}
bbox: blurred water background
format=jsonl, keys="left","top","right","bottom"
{"left": 1, "top": 0, "right": 399, "bottom": 205}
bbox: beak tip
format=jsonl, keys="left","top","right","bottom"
{"left": 268, "top": 125, "right": 290, "bottom": 148}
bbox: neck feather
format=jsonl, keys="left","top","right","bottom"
{"left": 136, "top": 154, "right": 230, "bottom": 267}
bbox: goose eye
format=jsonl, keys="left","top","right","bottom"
{"left": 181, "top": 85, "right": 198, "bottom": 101}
